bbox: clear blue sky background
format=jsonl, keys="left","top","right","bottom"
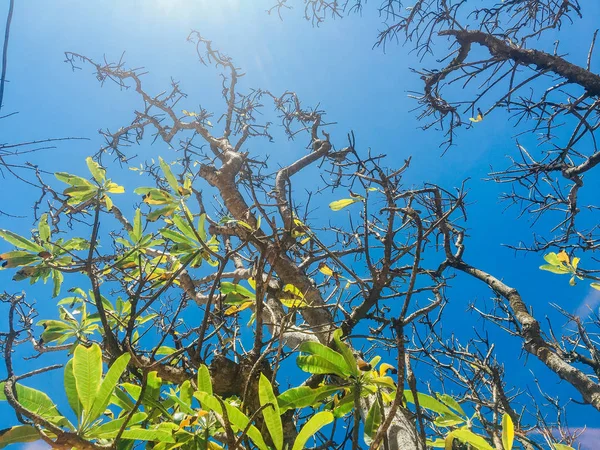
{"left": 2, "top": 0, "right": 600, "bottom": 448}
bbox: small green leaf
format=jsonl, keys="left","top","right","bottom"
{"left": 38, "top": 214, "right": 51, "bottom": 242}
{"left": 197, "top": 364, "right": 213, "bottom": 395}
{"left": 159, "top": 157, "right": 180, "bottom": 192}
{"left": 86, "top": 157, "right": 106, "bottom": 183}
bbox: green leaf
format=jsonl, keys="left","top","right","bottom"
{"left": 86, "top": 412, "right": 147, "bottom": 438}
{"left": 120, "top": 427, "right": 176, "bottom": 443}
{"left": 502, "top": 413, "right": 514, "bottom": 450}
{"left": 0, "top": 230, "right": 44, "bottom": 253}
{"left": 52, "top": 269, "right": 64, "bottom": 298}
{"left": 179, "top": 380, "right": 193, "bottom": 407}
{"left": 130, "top": 208, "right": 142, "bottom": 242}
{"left": 539, "top": 264, "right": 570, "bottom": 274}
{"left": 329, "top": 198, "right": 361, "bottom": 211}
{"left": 86, "top": 157, "right": 106, "bottom": 183}
{"left": 193, "top": 391, "right": 269, "bottom": 450}
{"left": 0, "top": 425, "right": 39, "bottom": 448}
{"left": 438, "top": 393, "right": 466, "bottom": 418}
{"left": 87, "top": 353, "right": 131, "bottom": 425}
{"left": 55, "top": 172, "right": 94, "bottom": 187}
{"left": 297, "top": 355, "right": 349, "bottom": 378}
{"left": 159, "top": 157, "right": 180, "bottom": 192}
{"left": 64, "top": 359, "right": 83, "bottom": 423}
{"left": 404, "top": 390, "right": 455, "bottom": 416}
{"left": 433, "top": 414, "right": 465, "bottom": 427}
{"left": 552, "top": 445, "right": 575, "bottom": 450}
{"left": 447, "top": 429, "right": 494, "bottom": 450}
{"left": 292, "top": 411, "right": 333, "bottom": 450}
{"left": 220, "top": 282, "right": 255, "bottom": 300}
{"left": 591, "top": 283, "right": 600, "bottom": 291}
{"left": 258, "top": 373, "right": 283, "bottom": 450}
{"left": 197, "top": 364, "right": 212, "bottom": 395}
{"left": 73, "top": 344, "right": 103, "bottom": 417}
{"left": 332, "top": 329, "right": 359, "bottom": 377}
{"left": 299, "top": 341, "right": 349, "bottom": 376}
{"left": 0, "top": 383, "right": 68, "bottom": 427}
{"left": 62, "top": 237, "right": 90, "bottom": 251}
{"left": 363, "top": 400, "right": 381, "bottom": 445}
{"left": 543, "top": 252, "right": 563, "bottom": 266}
{"left": 197, "top": 213, "right": 208, "bottom": 241}
{"left": 38, "top": 214, "right": 51, "bottom": 242}
{"left": 278, "top": 385, "right": 341, "bottom": 413}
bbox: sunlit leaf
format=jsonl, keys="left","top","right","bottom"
{"left": 0, "top": 425, "right": 39, "bottom": 448}
{"left": 86, "top": 352, "right": 131, "bottom": 425}
{"left": 85, "top": 157, "right": 106, "bottom": 183}
{"left": 38, "top": 214, "right": 51, "bottom": 243}
{"left": 73, "top": 344, "right": 102, "bottom": 417}
{"left": 197, "top": 364, "right": 213, "bottom": 395}
{"left": 159, "top": 157, "right": 180, "bottom": 192}
{"left": 259, "top": 374, "right": 283, "bottom": 450}
{"left": 0, "top": 230, "right": 44, "bottom": 253}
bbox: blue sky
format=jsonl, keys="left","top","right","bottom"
{"left": 2, "top": 0, "right": 600, "bottom": 448}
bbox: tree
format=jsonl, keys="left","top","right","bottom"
{"left": 0, "top": 1, "right": 598, "bottom": 449}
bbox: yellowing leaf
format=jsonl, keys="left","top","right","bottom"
{"left": 557, "top": 250, "right": 570, "bottom": 264}
{"left": 379, "top": 363, "right": 397, "bottom": 377}
{"left": 182, "top": 110, "right": 198, "bottom": 117}
{"left": 104, "top": 195, "right": 113, "bottom": 211}
{"left": 502, "top": 413, "right": 514, "bottom": 450}
{"left": 106, "top": 183, "right": 125, "bottom": 194}
{"left": 329, "top": 198, "right": 360, "bottom": 211}
{"left": 318, "top": 263, "right": 334, "bottom": 277}
{"left": 469, "top": 113, "right": 484, "bottom": 123}
{"left": 299, "top": 236, "right": 311, "bottom": 245}
{"left": 224, "top": 301, "right": 253, "bottom": 316}
{"left": 280, "top": 299, "right": 309, "bottom": 309}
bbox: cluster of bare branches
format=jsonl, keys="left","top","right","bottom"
{"left": 3, "top": 2, "right": 600, "bottom": 448}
